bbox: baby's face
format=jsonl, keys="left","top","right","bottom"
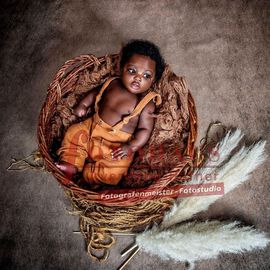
{"left": 121, "top": 54, "right": 156, "bottom": 95}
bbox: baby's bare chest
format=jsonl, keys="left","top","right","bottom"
{"left": 98, "top": 87, "right": 140, "bottom": 130}
{"left": 101, "top": 87, "right": 138, "bottom": 115}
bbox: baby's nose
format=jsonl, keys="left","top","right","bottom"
{"left": 134, "top": 74, "right": 142, "bottom": 81}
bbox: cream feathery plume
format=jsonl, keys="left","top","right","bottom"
{"left": 136, "top": 220, "right": 270, "bottom": 267}
{"left": 194, "top": 128, "right": 244, "bottom": 176}
{"left": 161, "top": 133, "right": 266, "bottom": 228}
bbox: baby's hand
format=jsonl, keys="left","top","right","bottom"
{"left": 73, "top": 104, "right": 89, "bottom": 117}
{"left": 111, "top": 144, "right": 134, "bottom": 160}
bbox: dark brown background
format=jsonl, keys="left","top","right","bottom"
{"left": 0, "top": 1, "right": 269, "bottom": 269}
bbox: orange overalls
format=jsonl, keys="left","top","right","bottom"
{"left": 57, "top": 77, "right": 162, "bottom": 185}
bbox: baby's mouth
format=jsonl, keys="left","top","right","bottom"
{"left": 131, "top": 81, "right": 140, "bottom": 89}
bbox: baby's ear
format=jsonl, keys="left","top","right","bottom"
{"left": 152, "top": 76, "right": 158, "bottom": 85}
{"left": 152, "top": 78, "right": 160, "bottom": 88}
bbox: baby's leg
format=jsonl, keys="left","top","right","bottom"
{"left": 56, "top": 120, "right": 91, "bottom": 179}
{"left": 83, "top": 156, "right": 133, "bottom": 186}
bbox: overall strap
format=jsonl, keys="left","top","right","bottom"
{"left": 94, "top": 77, "right": 119, "bottom": 112}
{"left": 113, "top": 92, "right": 162, "bottom": 131}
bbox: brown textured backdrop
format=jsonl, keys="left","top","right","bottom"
{"left": 0, "top": 1, "right": 269, "bottom": 269}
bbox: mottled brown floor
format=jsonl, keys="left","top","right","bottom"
{"left": 0, "top": 1, "right": 269, "bottom": 269}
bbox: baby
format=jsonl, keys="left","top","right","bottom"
{"left": 56, "top": 39, "right": 165, "bottom": 186}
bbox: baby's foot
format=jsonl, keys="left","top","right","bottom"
{"left": 55, "top": 161, "right": 78, "bottom": 179}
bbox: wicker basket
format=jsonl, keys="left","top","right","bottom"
{"left": 37, "top": 53, "right": 198, "bottom": 260}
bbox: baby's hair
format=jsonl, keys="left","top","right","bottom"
{"left": 120, "top": 39, "right": 165, "bottom": 82}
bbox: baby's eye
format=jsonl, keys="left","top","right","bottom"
{"left": 144, "top": 73, "right": 151, "bottom": 79}
{"left": 128, "top": 68, "right": 136, "bottom": 74}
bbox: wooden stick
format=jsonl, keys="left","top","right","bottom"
{"left": 112, "top": 232, "right": 136, "bottom": 236}
{"left": 117, "top": 246, "right": 140, "bottom": 270}
{"left": 121, "top": 243, "right": 138, "bottom": 257}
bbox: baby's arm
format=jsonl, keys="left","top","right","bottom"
{"left": 112, "top": 101, "right": 155, "bottom": 160}
{"left": 73, "top": 88, "right": 99, "bottom": 117}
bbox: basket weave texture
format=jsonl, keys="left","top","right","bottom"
{"left": 37, "top": 54, "right": 197, "bottom": 259}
